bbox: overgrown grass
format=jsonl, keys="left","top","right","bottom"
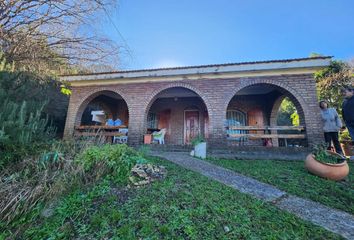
{"left": 4, "top": 157, "right": 343, "bottom": 239}
{"left": 205, "top": 158, "right": 354, "bottom": 215}
{"left": 0, "top": 143, "right": 144, "bottom": 229}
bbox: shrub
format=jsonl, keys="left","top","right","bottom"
{"left": 312, "top": 145, "right": 342, "bottom": 164}
{"left": 0, "top": 100, "right": 56, "bottom": 168}
{"left": 0, "top": 53, "right": 69, "bottom": 167}
{"left": 76, "top": 144, "right": 147, "bottom": 184}
{"left": 191, "top": 135, "right": 205, "bottom": 146}
{"left": 339, "top": 129, "right": 352, "bottom": 142}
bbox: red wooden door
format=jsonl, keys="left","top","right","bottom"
{"left": 247, "top": 108, "right": 264, "bottom": 134}
{"left": 184, "top": 111, "right": 200, "bottom": 144}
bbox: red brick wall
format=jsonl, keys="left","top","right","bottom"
{"left": 64, "top": 74, "right": 323, "bottom": 146}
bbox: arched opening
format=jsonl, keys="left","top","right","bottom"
{"left": 226, "top": 83, "right": 306, "bottom": 147}
{"left": 272, "top": 96, "right": 304, "bottom": 147}
{"left": 145, "top": 87, "right": 209, "bottom": 145}
{"left": 75, "top": 90, "right": 129, "bottom": 142}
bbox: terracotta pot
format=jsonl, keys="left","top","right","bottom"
{"left": 340, "top": 141, "right": 354, "bottom": 156}
{"left": 305, "top": 153, "right": 349, "bottom": 181}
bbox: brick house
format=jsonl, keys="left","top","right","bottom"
{"left": 61, "top": 56, "right": 330, "bottom": 148}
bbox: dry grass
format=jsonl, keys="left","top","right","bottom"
{"left": 1, "top": 155, "right": 79, "bottom": 223}
{"left": 0, "top": 133, "right": 104, "bottom": 225}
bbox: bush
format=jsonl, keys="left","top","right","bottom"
{"left": 0, "top": 100, "right": 56, "bottom": 168}
{"left": 313, "top": 145, "right": 341, "bottom": 164}
{"left": 0, "top": 53, "right": 69, "bottom": 167}
{"left": 339, "top": 129, "right": 352, "bottom": 142}
{"left": 77, "top": 144, "right": 148, "bottom": 184}
{"left": 191, "top": 135, "right": 205, "bottom": 146}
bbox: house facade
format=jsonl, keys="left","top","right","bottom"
{"left": 61, "top": 56, "right": 331, "bottom": 147}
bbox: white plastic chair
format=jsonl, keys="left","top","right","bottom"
{"left": 113, "top": 128, "right": 128, "bottom": 144}
{"left": 152, "top": 128, "right": 166, "bottom": 144}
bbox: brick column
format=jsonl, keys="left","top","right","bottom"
{"left": 127, "top": 102, "right": 147, "bottom": 146}
{"left": 206, "top": 101, "right": 228, "bottom": 147}
{"left": 296, "top": 78, "right": 323, "bottom": 147}
{"left": 63, "top": 93, "right": 79, "bottom": 139}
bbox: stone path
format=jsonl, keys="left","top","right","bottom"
{"left": 150, "top": 151, "right": 354, "bottom": 239}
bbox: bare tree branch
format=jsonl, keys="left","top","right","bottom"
{"left": 0, "top": 0, "right": 121, "bottom": 74}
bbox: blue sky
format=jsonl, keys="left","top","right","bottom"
{"left": 102, "top": 0, "right": 354, "bottom": 70}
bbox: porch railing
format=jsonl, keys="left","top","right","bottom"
{"left": 227, "top": 125, "right": 306, "bottom": 139}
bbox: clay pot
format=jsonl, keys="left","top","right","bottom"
{"left": 305, "top": 153, "right": 349, "bottom": 181}
{"left": 340, "top": 141, "right": 354, "bottom": 156}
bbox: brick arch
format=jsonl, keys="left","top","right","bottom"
{"left": 143, "top": 82, "right": 212, "bottom": 137}
{"left": 224, "top": 80, "right": 309, "bottom": 125}
{"left": 74, "top": 88, "right": 131, "bottom": 126}
{"left": 144, "top": 82, "right": 212, "bottom": 115}
{"left": 144, "top": 83, "right": 211, "bottom": 114}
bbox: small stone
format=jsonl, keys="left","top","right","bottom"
{"left": 223, "top": 226, "right": 230, "bottom": 233}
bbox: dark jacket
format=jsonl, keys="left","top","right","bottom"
{"left": 342, "top": 95, "right": 354, "bottom": 126}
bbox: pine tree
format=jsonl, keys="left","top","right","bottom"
{"left": 0, "top": 53, "right": 56, "bottom": 167}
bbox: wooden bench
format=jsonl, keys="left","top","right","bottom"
{"left": 75, "top": 125, "right": 127, "bottom": 130}
{"left": 74, "top": 131, "right": 127, "bottom": 137}
{"left": 228, "top": 126, "right": 305, "bottom": 131}
{"left": 74, "top": 125, "right": 128, "bottom": 138}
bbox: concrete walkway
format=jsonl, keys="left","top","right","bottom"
{"left": 150, "top": 152, "right": 354, "bottom": 239}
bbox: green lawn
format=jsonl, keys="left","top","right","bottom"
{"left": 205, "top": 157, "right": 354, "bottom": 215}
{"left": 5, "top": 157, "right": 343, "bottom": 239}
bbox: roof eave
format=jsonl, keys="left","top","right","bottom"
{"left": 60, "top": 57, "right": 332, "bottom": 82}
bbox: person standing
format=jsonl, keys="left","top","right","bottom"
{"left": 341, "top": 86, "right": 354, "bottom": 141}
{"left": 319, "top": 100, "right": 344, "bottom": 156}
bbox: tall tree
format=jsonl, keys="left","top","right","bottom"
{"left": 0, "top": 0, "right": 120, "bottom": 74}
{"left": 277, "top": 98, "right": 299, "bottom": 126}
{"left": 315, "top": 60, "right": 354, "bottom": 113}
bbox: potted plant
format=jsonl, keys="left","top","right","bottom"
{"left": 305, "top": 145, "right": 349, "bottom": 181}
{"left": 191, "top": 135, "right": 206, "bottom": 159}
{"left": 339, "top": 129, "right": 353, "bottom": 156}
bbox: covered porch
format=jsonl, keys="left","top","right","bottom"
{"left": 74, "top": 90, "right": 129, "bottom": 143}
{"left": 225, "top": 83, "right": 307, "bottom": 147}
{"left": 144, "top": 87, "right": 209, "bottom": 145}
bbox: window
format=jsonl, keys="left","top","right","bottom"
{"left": 226, "top": 110, "right": 246, "bottom": 140}
{"left": 147, "top": 112, "right": 158, "bottom": 129}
